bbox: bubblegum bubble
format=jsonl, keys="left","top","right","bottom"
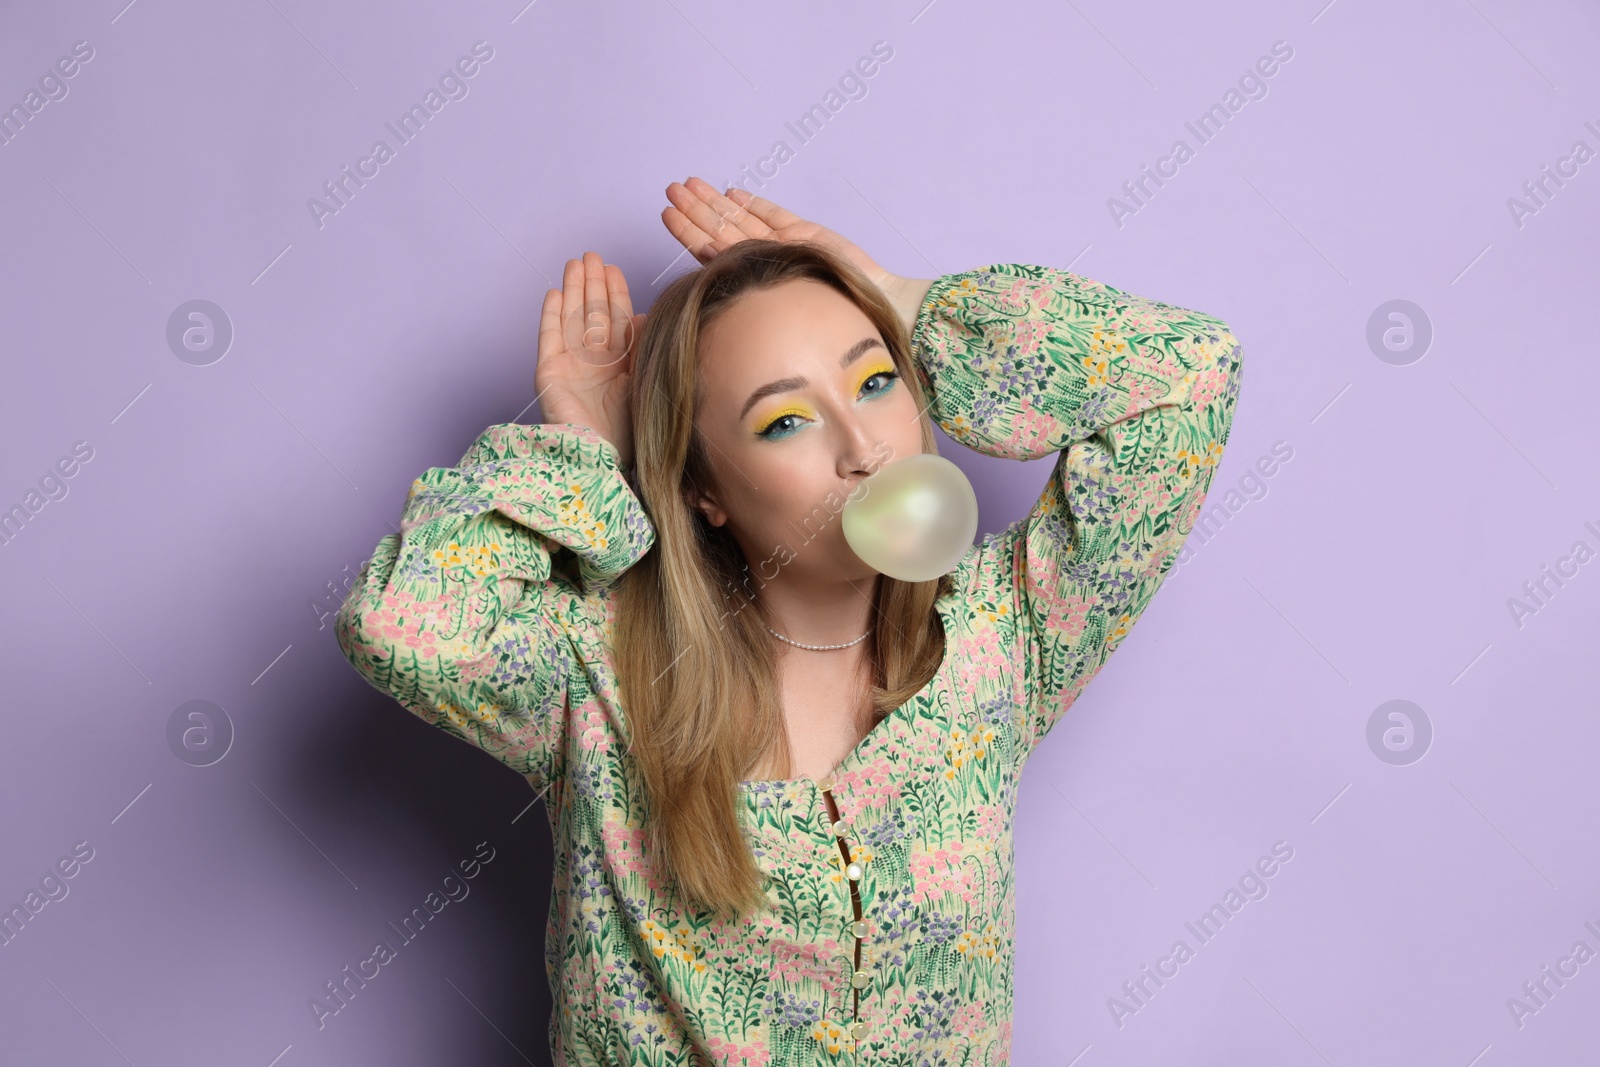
{"left": 842, "top": 453, "right": 978, "bottom": 582}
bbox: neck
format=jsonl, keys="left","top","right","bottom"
{"left": 757, "top": 570, "right": 878, "bottom": 651}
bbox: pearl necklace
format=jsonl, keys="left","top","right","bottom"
{"left": 765, "top": 624, "right": 870, "bottom": 651}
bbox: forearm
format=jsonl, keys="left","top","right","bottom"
{"left": 881, "top": 273, "right": 936, "bottom": 336}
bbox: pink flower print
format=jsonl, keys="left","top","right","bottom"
{"left": 1045, "top": 595, "right": 1093, "bottom": 640}
{"left": 577, "top": 708, "right": 611, "bottom": 754}
{"left": 1012, "top": 317, "right": 1048, "bottom": 357}
{"left": 953, "top": 1001, "right": 986, "bottom": 1037}
{"left": 773, "top": 938, "right": 847, "bottom": 1000}
{"left": 910, "top": 841, "right": 974, "bottom": 905}
{"left": 1005, "top": 407, "right": 1057, "bottom": 456}
{"left": 1118, "top": 378, "right": 1160, "bottom": 423}
{"left": 1134, "top": 465, "right": 1177, "bottom": 515}
{"left": 706, "top": 1037, "right": 771, "bottom": 1067}
{"left": 1188, "top": 360, "right": 1231, "bottom": 411}
{"left": 996, "top": 277, "right": 1031, "bottom": 313}
{"left": 457, "top": 648, "right": 494, "bottom": 683}
{"left": 974, "top": 804, "right": 1006, "bottom": 841}
{"left": 1178, "top": 489, "right": 1205, "bottom": 531}
{"left": 839, "top": 757, "right": 899, "bottom": 810}
{"left": 363, "top": 591, "right": 446, "bottom": 659}
{"left": 601, "top": 820, "right": 651, "bottom": 877}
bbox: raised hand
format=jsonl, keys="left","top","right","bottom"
{"left": 536, "top": 251, "right": 645, "bottom": 468}
{"left": 660, "top": 177, "right": 933, "bottom": 332}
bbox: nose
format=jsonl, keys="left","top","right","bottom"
{"left": 835, "top": 412, "right": 884, "bottom": 486}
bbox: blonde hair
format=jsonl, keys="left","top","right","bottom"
{"left": 613, "top": 239, "right": 951, "bottom": 920}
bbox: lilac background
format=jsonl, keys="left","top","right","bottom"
{"left": 2, "top": 0, "right": 1597, "bottom": 1063}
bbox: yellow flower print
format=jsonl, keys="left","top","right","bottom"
{"left": 432, "top": 541, "right": 497, "bottom": 578}
{"left": 557, "top": 488, "right": 611, "bottom": 550}
{"left": 946, "top": 723, "right": 998, "bottom": 773}
{"left": 847, "top": 842, "right": 875, "bottom": 865}
{"left": 977, "top": 601, "right": 1010, "bottom": 624}
{"left": 641, "top": 919, "right": 706, "bottom": 966}
{"left": 955, "top": 923, "right": 1000, "bottom": 958}
{"left": 812, "top": 1019, "right": 846, "bottom": 1055}
{"left": 438, "top": 700, "right": 510, "bottom": 730}
{"left": 1081, "top": 353, "right": 1109, "bottom": 388}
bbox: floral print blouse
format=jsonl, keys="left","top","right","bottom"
{"left": 336, "top": 262, "right": 1243, "bottom": 1065}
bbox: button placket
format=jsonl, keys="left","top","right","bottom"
{"left": 815, "top": 774, "right": 872, "bottom": 1042}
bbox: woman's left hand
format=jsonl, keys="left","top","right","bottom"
{"left": 659, "top": 177, "right": 932, "bottom": 331}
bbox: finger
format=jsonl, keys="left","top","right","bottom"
{"left": 537, "top": 286, "right": 562, "bottom": 367}
{"left": 604, "top": 263, "right": 633, "bottom": 362}
{"left": 668, "top": 179, "right": 763, "bottom": 248}
{"left": 582, "top": 251, "right": 609, "bottom": 353}
{"left": 681, "top": 175, "right": 774, "bottom": 241}
{"left": 561, "top": 256, "right": 586, "bottom": 356}
{"left": 722, "top": 186, "right": 800, "bottom": 232}
{"left": 660, "top": 205, "right": 720, "bottom": 263}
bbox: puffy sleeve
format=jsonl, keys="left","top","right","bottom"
{"left": 909, "top": 263, "right": 1244, "bottom": 757}
{"left": 334, "top": 422, "right": 655, "bottom": 791}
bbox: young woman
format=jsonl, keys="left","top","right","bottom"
{"left": 336, "top": 177, "right": 1243, "bottom": 1065}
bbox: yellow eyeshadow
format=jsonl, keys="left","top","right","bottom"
{"left": 856, "top": 361, "right": 898, "bottom": 391}
{"left": 752, "top": 366, "right": 898, "bottom": 433}
{"left": 753, "top": 404, "right": 812, "bottom": 431}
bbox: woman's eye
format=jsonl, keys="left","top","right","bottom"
{"left": 860, "top": 369, "right": 900, "bottom": 397}
{"left": 757, "top": 414, "right": 804, "bottom": 439}
{"left": 757, "top": 371, "right": 898, "bottom": 440}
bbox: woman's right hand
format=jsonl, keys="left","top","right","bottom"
{"left": 536, "top": 251, "right": 645, "bottom": 468}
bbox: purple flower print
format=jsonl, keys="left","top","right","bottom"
{"left": 875, "top": 883, "right": 921, "bottom": 941}
{"left": 396, "top": 547, "right": 437, "bottom": 584}
{"left": 489, "top": 631, "right": 536, "bottom": 690}
{"left": 761, "top": 990, "right": 821, "bottom": 1028}
{"left": 912, "top": 986, "right": 958, "bottom": 1044}
{"left": 977, "top": 694, "right": 1012, "bottom": 730}
{"left": 863, "top": 806, "right": 917, "bottom": 851}
{"left": 922, "top": 913, "right": 961, "bottom": 945}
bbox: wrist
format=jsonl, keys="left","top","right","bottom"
{"left": 881, "top": 273, "right": 936, "bottom": 336}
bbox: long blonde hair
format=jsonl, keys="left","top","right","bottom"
{"left": 613, "top": 239, "right": 951, "bottom": 920}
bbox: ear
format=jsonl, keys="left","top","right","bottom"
{"left": 686, "top": 486, "right": 727, "bottom": 528}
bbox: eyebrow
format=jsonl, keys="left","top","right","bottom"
{"left": 737, "top": 337, "right": 887, "bottom": 422}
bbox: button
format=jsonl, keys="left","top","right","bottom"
{"left": 831, "top": 819, "right": 848, "bottom": 836}
{"left": 851, "top": 970, "right": 873, "bottom": 989}
{"left": 815, "top": 774, "right": 835, "bottom": 792}
{"left": 846, "top": 861, "right": 863, "bottom": 881}
{"left": 850, "top": 1020, "right": 870, "bottom": 1040}
{"left": 851, "top": 920, "right": 870, "bottom": 938}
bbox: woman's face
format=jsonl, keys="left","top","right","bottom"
{"left": 689, "top": 277, "right": 927, "bottom": 585}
